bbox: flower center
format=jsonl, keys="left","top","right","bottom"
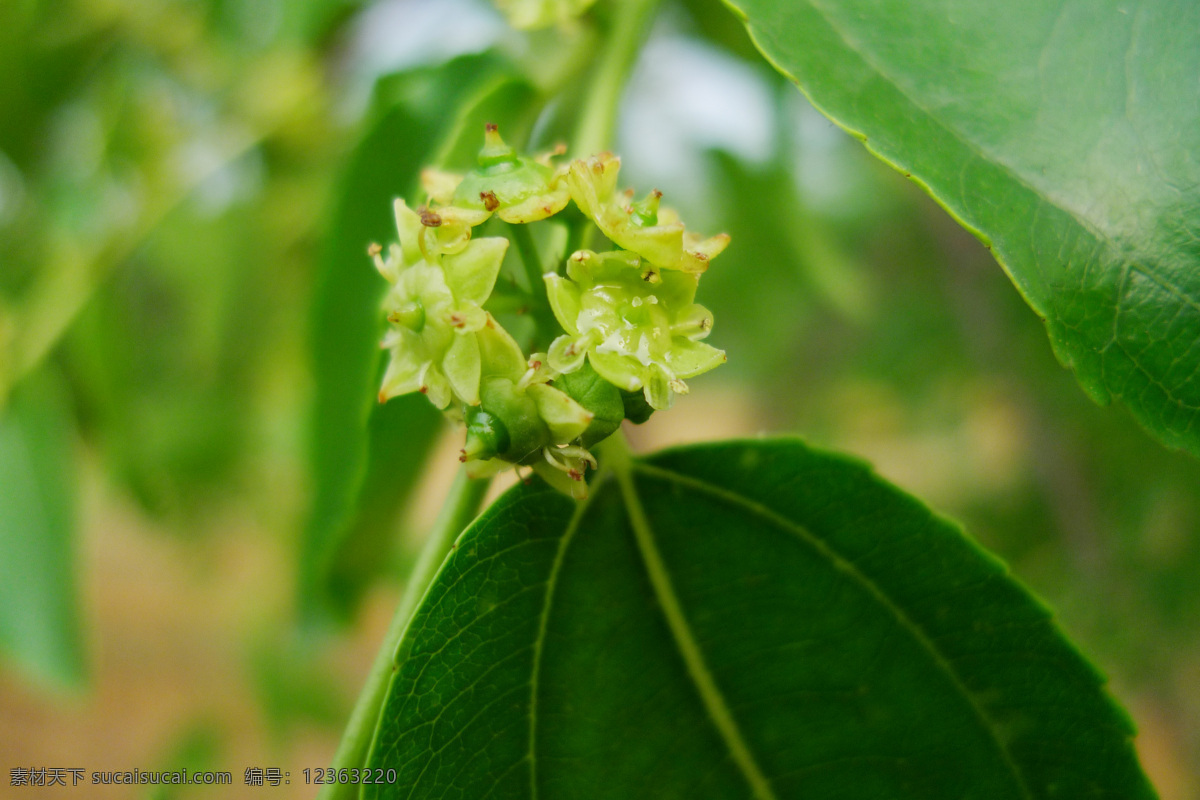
{"left": 389, "top": 299, "right": 426, "bottom": 332}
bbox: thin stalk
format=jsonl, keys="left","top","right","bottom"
{"left": 566, "top": 0, "right": 660, "bottom": 254}
{"left": 571, "top": 0, "right": 662, "bottom": 157}
{"left": 595, "top": 425, "right": 635, "bottom": 475}
{"left": 318, "top": 469, "right": 491, "bottom": 800}
{"left": 509, "top": 222, "right": 560, "bottom": 349}
{"left": 510, "top": 222, "right": 546, "bottom": 300}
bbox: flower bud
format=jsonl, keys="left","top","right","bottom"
{"left": 458, "top": 322, "right": 596, "bottom": 479}
{"left": 479, "top": 377, "right": 546, "bottom": 462}
{"left": 461, "top": 405, "right": 511, "bottom": 462}
{"left": 552, "top": 361, "right": 624, "bottom": 447}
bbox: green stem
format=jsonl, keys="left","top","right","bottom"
{"left": 571, "top": 0, "right": 663, "bottom": 157}
{"left": 318, "top": 469, "right": 491, "bottom": 800}
{"left": 595, "top": 425, "right": 635, "bottom": 473}
{"left": 600, "top": 430, "right": 778, "bottom": 800}
{"left": 566, "top": 0, "right": 660, "bottom": 255}
{"left": 509, "top": 222, "right": 560, "bottom": 349}
{"left": 510, "top": 222, "right": 546, "bottom": 299}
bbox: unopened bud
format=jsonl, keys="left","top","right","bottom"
{"left": 463, "top": 406, "right": 510, "bottom": 461}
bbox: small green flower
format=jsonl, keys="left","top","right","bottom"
{"left": 491, "top": 0, "right": 598, "bottom": 30}
{"left": 421, "top": 124, "right": 569, "bottom": 228}
{"left": 460, "top": 320, "right": 599, "bottom": 498}
{"left": 566, "top": 153, "right": 730, "bottom": 274}
{"left": 544, "top": 248, "right": 726, "bottom": 410}
{"left": 374, "top": 199, "right": 508, "bottom": 408}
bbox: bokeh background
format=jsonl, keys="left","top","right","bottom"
{"left": 2, "top": 0, "right": 1198, "bottom": 797}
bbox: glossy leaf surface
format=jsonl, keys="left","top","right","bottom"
{"left": 365, "top": 440, "right": 1153, "bottom": 798}
{"left": 724, "top": 0, "right": 1200, "bottom": 457}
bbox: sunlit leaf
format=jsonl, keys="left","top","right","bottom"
{"left": 726, "top": 0, "right": 1200, "bottom": 457}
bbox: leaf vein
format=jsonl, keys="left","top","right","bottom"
{"left": 615, "top": 464, "right": 779, "bottom": 800}
{"left": 633, "top": 461, "right": 1036, "bottom": 800}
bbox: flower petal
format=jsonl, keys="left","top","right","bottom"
{"left": 643, "top": 364, "right": 674, "bottom": 410}
{"left": 379, "top": 346, "right": 424, "bottom": 402}
{"left": 671, "top": 303, "right": 714, "bottom": 341}
{"left": 421, "top": 168, "right": 462, "bottom": 205}
{"left": 528, "top": 384, "right": 593, "bottom": 443}
{"left": 496, "top": 186, "right": 570, "bottom": 223}
{"left": 607, "top": 218, "right": 685, "bottom": 267}
{"left": 464, "top": 456, "right": 509, "bottom": 479}
{"left": 477, "top": 317, "right": 527, "bottom": 380}
{"left": 679, "top": 231, "right": 731, "bottom": 273}
{"left": 531, "top": 459, "right": 589, "bottom": 499}
{"left": 548, "top": 334, "right": 589, "bottom": 374}
{"left": 445, "top": 302, "right": 488, "bottom": 333}
{"left": 665, "top": 339, "right": 726, "bottom": 379}
{"left": 436, "top": 205, "right": 492, "bottom": 229}
{"left": 442, "top": 237, "right": 507, "bottom": 306}
{"left": 442, "top": 331, "right": 481, "bottom": 405}
{"left": 420, "top": 364, "right": 452, "bottom": 409}
{"left": 544, "top": 274, "right": 582, "bottom": 336}
{"left": 566, "top": 154, "right": 620, "bottom": 219}
{"left": 393, "top": 198, "right": 425, "bottom": 265}
{"left": 588, "top": 350, "right": 642, "bottom": 393}
{"left": 652, "top": 270, "right": 698, "bottom": 310}
{"left": 566, "top": 248, "right": 640, "bottom": 282}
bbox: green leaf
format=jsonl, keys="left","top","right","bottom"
{"left": 724, "top": 0, "right": 1200, "bottom": 457}
{"left": 364, "top": 439, "right": 1153, "bottom": 798}
{"left": 0, "top": 370, "right": 84, "bottom": 689}
{"left": 303, "top": 56, "right": 542, "bottom": 619}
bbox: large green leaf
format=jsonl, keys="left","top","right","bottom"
{"left": 0, "top": 370, "right": 84, "bottom": 689}
{"left": 722, "top": 0, "right": 1200, "bottom": 457}
{"left": 364, "top": 439, "right": 1153, "bottom": 798}
{"left": 303, "top": 57, "right": 541, "bottom": 619}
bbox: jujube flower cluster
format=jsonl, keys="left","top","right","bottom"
{"left": 370, "top": 125, "right": 728, "bottom": 497}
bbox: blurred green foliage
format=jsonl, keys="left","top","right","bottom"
{"left": 0, "top": 0, "right": 1197, "bottom": 783}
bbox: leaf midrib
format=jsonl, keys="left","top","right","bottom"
{"left": 633, "top": 461, "right": 1036, "bottom": 800}
{"left": 615, "top": 463, "right": 779, "bottom": 800}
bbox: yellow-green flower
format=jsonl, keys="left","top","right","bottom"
{"left": 492, "top": 0, "right": 597, "bottom": 30}
{"left": 460, "top": 320, "right": 598, "bottom": 498}
{"left": 421, "top": 124, "right": 569, "bottom": 228}
{"left": 545, "top": 248, "right": 725, "bottom": 410}
{"left": 374, "top": 199, "right": 508, "bottom": 408}
{"left": 566, "top": 153, "right": 730, "bottom": 274}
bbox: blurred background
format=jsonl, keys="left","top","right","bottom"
{"left": 1, "top": 0, "right": 1198, "bottom": 797}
